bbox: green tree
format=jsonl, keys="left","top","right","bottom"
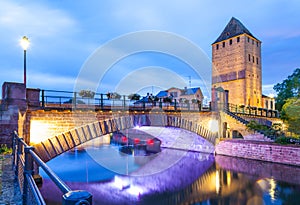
{"left": 128, "top": 93, "right": 141, "bottom": 100}
{"left": 281, "top": 98, "right": 300, "bottom": 135}
{"left": 78, "top": 90, "right": 95, "bottom": 98}
{"left": 273, "top": 68, "right": 300, "bottom": 110}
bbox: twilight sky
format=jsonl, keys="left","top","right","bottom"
{"left": 0, "top": 0, "right": 299, "bottom": 99}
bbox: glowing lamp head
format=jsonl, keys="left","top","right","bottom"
{"left": 20, "top": 36, "right": 30, "bottom": 50}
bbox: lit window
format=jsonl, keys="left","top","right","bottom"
{"left": 223, "top": 42, "right": 225, "bottom": 47}
{"left": 229, "top": 39, "right": 232, "bottom": 45}
{"left": 237, "top": 37, "right": 240, "bottom": 42}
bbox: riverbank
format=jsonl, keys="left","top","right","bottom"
{"left": 0, "top": 155, "right": 22, "bottom": 204}
{"left": 215, "top": 139, "right": 300, "bottom": 166}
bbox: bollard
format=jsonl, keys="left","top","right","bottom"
{"left": 63, "top": 190, "right": 92, "bottom": 205}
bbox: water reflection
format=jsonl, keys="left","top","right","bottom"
{"left": 39, "top": 138, "right": 300, "bottom": 205}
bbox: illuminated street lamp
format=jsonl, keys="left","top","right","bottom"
{"left": 20, "top": 36, "right": 30, "bottom": 87}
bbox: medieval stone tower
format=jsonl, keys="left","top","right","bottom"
{"left": 212, "top": 17, "right": 262, "bottom": 107}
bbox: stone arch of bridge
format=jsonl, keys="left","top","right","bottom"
{"left": 33, "top": 114, "right": 218, "bottom": 163}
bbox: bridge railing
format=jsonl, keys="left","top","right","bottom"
{"left": 38, "top": 89, "right": 209, "bottom": 112}
{"left": 221, "top": 103, "right": 279, "bottom": 118}
{"left": 12, "top": 131, "right": 93, "bottom": 205}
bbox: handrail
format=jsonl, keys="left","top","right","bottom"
{"left": 28, "top": 149, "right": 71, "bottom": 194}
{"left": 12, "top": 131, "right": 93, "bottom": 205}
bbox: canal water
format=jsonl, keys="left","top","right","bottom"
{"left": 39, "top": 128, "right": 300, "bottom": 205}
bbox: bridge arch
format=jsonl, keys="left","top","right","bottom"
{"left": 33, "top": 114, "right": 218, "bottom": 162}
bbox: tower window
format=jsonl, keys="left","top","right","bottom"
{"left": 256, "top": 57, "right": 259, "bottom": 64}
{"left": 216, "top": 44, "right": 219, "bottom": 50}
{"left": 253, "top": 56, "right": 255, "bottom": 63}
{"left": 223, "top": 42, "right": 225, "bottom": 47}
{"left": 248, "top": 54, "right": 251, "bottom": 62}
{"left": 237, "top": 37, "right": 240, "bottom": 42}
{"left": 252, "top": 39, "right": 254, "bottom": 44}
{"left": 247, "top": 37, "right": 250, "bottom": 42}
{"left": 229, "top": 39, "right": 232, "bottom": 45}
{"left": 256, "top": 42, "right": 259, "bottom": 47}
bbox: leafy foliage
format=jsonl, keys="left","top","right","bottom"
{"left": 246, "top": 120, "right": 285, "bottom": 140}
{"left": 0, "top": 144, "right": 12, "bottom": 155}
{"left": 78, "top": 90, "right": 95, "bottom": 98}
{"left": 128, "top": 93, "right": 141, "bottom": 101}
{"left": 280, "top": 98, "right": 300, "bottom": 135}
{"left": 63, "top": 98, "right": 85, "bottom": 104}
{"left": 163, "top": 97, "right": 172, "bottom": 103}
{"left": 273, "top": 68, "right": 300, "bottom": 110}
{"left": 107, "top": 92, "right": 121, "bottom": 100}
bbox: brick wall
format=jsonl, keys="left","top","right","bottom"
{"left": 24, "top": 110, "right": 115, "bottom": 144}
{"left": 216, "top": 139, "right": 300, "bottom": 166}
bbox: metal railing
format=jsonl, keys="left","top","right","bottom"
{"left": 12, "top": 131, "right": 92, "bottom": 205}
{"left": 38, "top": 89, "right": 209, "bottom": 112}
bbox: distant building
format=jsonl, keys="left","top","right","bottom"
{"left": 212, "top": 17, "right": 271, "bottom": 109}
{"left": 262, "top": 95, "right": 275, "bottom": 110}
{"left": 156, "top": 87, "right": 204, "bottom": 106}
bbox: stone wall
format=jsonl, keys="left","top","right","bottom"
{"left": 0, "top": 82, "right": 27, "bottom": 146}
{"left": 215, "top": 139, "right": 300, "bottom": 166}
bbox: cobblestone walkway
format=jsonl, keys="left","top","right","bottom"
{"left": 0, "top": 155, "right": 22, "bottom": 205}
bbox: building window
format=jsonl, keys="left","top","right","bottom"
{"left": 248, "top": 54, "right": 251, "bottom": 62}
{"left": 229, "top": 39, "right": 232, "bottom": 45}
{"left": 271, "top": 101, "right": 273, "bottom": 109}
{"left": 223, "top": 42, "right": 225, "bottom": 47}
{"left": 216, "top": 44, "right": 219, "bottom": 50}
{"left": 247, "top": 37, "right": 250, "bottom": 42}
{"left": 265, "top": 100, "right": 268, "bottom": 109}
{"left": 256, "top": 57, "right": 259, "bottom": 64}
{"left": 256, "top": 42, "right": 259, "bottom": 47}
{"left": 170, "top": 92, "right": 178, "bottom": 98}
{"left": 252, "top": 39, "right": 254, "bottom": 44}
{"left": 257, "top": 99, "right": 259, "bottom": 104}
{"left": 237, "top": 37, "right": 240, "bottom": 42}
{"left": 252, "top": 56, "right": 255, "bottom": 63}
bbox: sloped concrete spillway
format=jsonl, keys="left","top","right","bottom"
{"left": 39, "top": 126, "right": 215, "bottom": 204}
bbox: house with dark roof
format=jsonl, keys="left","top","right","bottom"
{"left": 155, "top": 87, "right": 204, "bottom": 108}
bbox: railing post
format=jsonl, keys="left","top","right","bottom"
{"left": 16, "top": 138, "right": 23, "bottom": 178}
{"left": 123, "top": 95, "right": 126, "bottom": 110}
{"left": 159, "top": 98, "right": 162, "bottom": 109}
{"left": 62, "top": 190, "right": 92, "bottom": 205}
{"left": 23, "top": 146, "right": 35, "bottom": 205}
{"left": 41, "top": 90, "right": 45, "bottom": 108}
{"left": 174, "top": 99, "right": 177, "bottom": 111}
{"left": 12, "top": 132, "right": 17, "bottom": 170}
{"left": 100, "top": 94, "right": 104, "bottom": 110}
{"left": 74, "top": 92, "right": 77, "bottom": 109}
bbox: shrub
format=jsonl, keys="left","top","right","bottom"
{"left": 0, "top": 144, "right": 12, "bottom": 155}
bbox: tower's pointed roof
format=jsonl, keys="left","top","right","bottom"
{"left": 213, "top": 17, "right": 259, "bottom": 44}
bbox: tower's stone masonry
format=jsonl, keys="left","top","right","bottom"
{"left": 212, "top": 17, "right": 262, "bottom": 108}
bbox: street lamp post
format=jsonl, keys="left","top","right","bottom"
{"left": 20, "top": 36, "right": 30, "bottom": 87}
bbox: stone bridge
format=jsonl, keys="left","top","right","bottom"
{"left": 33, "top": 114, "right": 218, "bottom": 163}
